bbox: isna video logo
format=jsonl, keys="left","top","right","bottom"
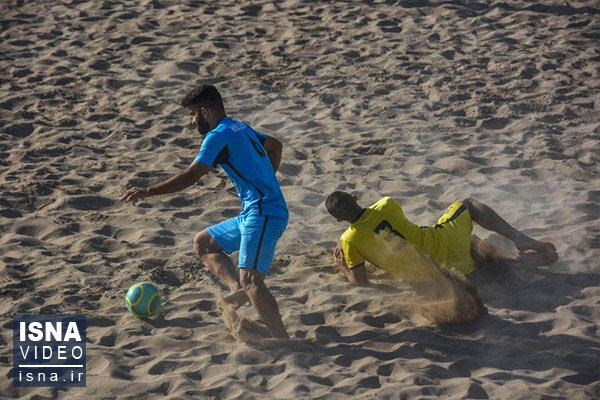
{"left": 13, "top": 314, "right": 86, "bottom": 387}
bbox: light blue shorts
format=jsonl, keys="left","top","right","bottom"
{"left": 206, "top": 214, "right": 288, "bottom": 275}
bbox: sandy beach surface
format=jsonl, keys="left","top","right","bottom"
{"left": 1, "top": 0, "right": 599, "bottom": 398}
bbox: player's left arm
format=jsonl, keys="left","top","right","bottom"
{"left": 347, "top": 262, "right": 368, "bottom": 286}
{"left": 121, "top": 161, "right": 211, "bottom": 202}
{"left": 263, "top": 135, "right": 282, "bottom": 173}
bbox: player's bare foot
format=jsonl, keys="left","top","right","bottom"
{"left": 515, "top": 236, "right": 556, "bottom": 254}
{"left": 223, "top": 289, "right": 249, "bottom": 310}
{"left": 516, "top": 250, "right": 559, "bottom": 266}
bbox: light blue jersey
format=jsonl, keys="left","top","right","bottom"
{"left": 195, "top": 117, "right": 288, "bottom": 218}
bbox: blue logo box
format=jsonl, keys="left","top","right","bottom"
{"left": 13, "top": 314, "right": 86, "bottom": 387}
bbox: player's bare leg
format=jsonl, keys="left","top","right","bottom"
{"left": 194, "top": 230, "right": 240, "bottom": 292}
{"left": 239, "top": 269, "right": 288, "bottom": 339}
{"left": 223, "top": 289, "right": 250, "bottom": 310}
{"left": 464, "top": 198, "right": 558, "bottom": 266}
{"left": 471, "top": 235, "right": 558, "bottom": 266}
{"left": 470, "top": 235, "right": 514, "bottom": 264}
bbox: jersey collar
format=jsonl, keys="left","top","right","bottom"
{"left": 216, "top": 115, "right": 229, "bottom": 128}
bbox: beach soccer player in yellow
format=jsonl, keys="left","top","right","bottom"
{"left": 325, "top": 192, "right": 558, "bottom": 286}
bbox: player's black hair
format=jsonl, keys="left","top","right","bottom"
{"left": 326, "top": 191, "right": 360, "bottom": 221}
{"left": 181, "top": 84, "right": 225, "bottom": 113}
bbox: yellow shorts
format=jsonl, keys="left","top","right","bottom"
{"left": 436, "top": 201, "right": 475, "bottom": 275}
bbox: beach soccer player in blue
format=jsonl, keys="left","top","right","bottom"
{"left": 121, "top": 85, "right": 289, "bottom": 338}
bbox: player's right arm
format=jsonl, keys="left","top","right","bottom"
{"left": 121, "top": 161, "right": 210, "bottom": 202}
{"left": 122, "top": 126, "right": 228, "bottom": 202}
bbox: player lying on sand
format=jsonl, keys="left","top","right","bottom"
{"left": 121, "top": 85, "right": 289, "bottom": 338}
{"left": 325, "top": 192, "right": 558, "bottom": 286}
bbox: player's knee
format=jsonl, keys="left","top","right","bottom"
{"left": 462, "top": 197, "right": 479, "bottom": 220}
{"left": 240, "top": 271, "right": 263, "bottom": 294}
{"left": 240, "top": 275, "right": 255, "bottom": 294}
{"left": 193, "top": 230, "right": 211, "bottom": 256}
{"left": 239, "top": 272, "right": 253, "bottom": 288}
{"left": 461, "top": 197, "right": 473, "bottom": 210}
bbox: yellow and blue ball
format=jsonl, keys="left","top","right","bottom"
{"left": 125, "top": 282, "right": 162, "bottom": 318}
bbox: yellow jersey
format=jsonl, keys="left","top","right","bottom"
{"left": 340, "top": 197, "right": 475, "bottom": 280}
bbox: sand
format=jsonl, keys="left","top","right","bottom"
{"left": 1, "top": 0, "right": 599, "bottom": 398}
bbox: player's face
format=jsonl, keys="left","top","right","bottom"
{"left": 187, "top": 105, "right": 210, "bottom": 136}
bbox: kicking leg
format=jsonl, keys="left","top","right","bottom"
{"left": 239, "top": 269, "right": 288, "bottom": 339}
{"left": 194, "top": 230, "right": 241, "bottom": 293}
{"left": 463, "top": 198, "right": 558, "bottom": 266}
{"left": 223, "top": 289, "right": 250, "bottom": 310}
{"left": 470, "top": 235, "right": 515, "bottom": 263}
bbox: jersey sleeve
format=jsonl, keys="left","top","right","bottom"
{"left": 387, "top": 197, "right": 405, "bottom": 215}
{"left": 341, "top": 238, "right": 365, "bottom": 269}
{"left": 194, "top": 131, "right": 229, "bottom": 167}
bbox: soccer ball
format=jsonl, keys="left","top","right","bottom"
{"left": 125, "top": 282, "right": 162, "bottom": 318}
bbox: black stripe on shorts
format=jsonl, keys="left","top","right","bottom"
{"left": 253, "top": 216, "right": 269, "bottom": 270}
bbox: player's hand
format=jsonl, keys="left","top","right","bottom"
{"left": 121, "top": 187, "right": 150, "bottom": 202}
{"left": 334, "top": 247, "right": 343, "bottom": 261}
{"left": 333, "top": 247, "right": 347, "bottom": 267}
